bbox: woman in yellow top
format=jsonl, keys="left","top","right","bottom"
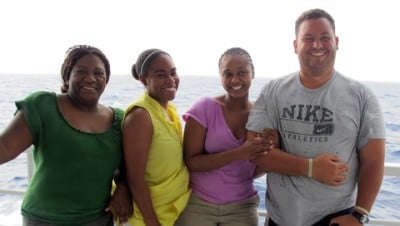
{"left": 123, "top": 48, "right": 191, "bottom": 226}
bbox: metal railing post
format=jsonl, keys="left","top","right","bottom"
{"left": 26, "top": 146, "right": 34, "bottom": 182}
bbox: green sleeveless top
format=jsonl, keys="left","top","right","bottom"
{"left": 125, "top": 92, "right": 190, "bottom": 226}
{"left": 17, "top": 91, "right": 123, "bottom": 225}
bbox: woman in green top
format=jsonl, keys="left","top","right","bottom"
{"left": 123, "top": 48, "right": 191, "bottom": 226}
{"left": 0, "top": 45, "right": 132, "bottom": 225}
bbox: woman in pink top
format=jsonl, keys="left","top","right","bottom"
{"left": 175, "top": 47, "right": 270, "bottom": 226}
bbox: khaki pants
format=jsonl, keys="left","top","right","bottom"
{"left": 175, "top": 193, "right": 259, "bottom": 226}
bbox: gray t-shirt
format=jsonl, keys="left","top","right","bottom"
{"left": 246, "top": 71, "right": 386, "bottom": 226}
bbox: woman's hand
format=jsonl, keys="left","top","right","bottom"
{"left": 235, "top": 135, "right": 270, "bottom": 160}
{"left": 106, "top": 182, "right": 133, "bottom": 224}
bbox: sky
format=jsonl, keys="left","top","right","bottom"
{"left": 0, "top": 0, "right": 399, "bottom": 82}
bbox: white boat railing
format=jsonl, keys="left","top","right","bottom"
{"left": 1, "top": 149, "right": 400, "bottom": 225}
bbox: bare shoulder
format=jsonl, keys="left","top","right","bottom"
{"left": 123, "top": 107, "right": 152, "bottom": 129}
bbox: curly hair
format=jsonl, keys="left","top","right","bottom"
{"left": 60, "top": 45, "right": 110, "bottom": 93}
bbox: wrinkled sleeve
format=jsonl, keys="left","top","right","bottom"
{"left": 246, "top": 84, "right": 272, "bottom": 132}
{"left": 357, "top": 88, "right": 386, "bottom": 149}
{"left": 15, "top": 91, "right": 48, "bottom": 145}
{"left": 182, "top": 97, "right": 210, "bottom": 128}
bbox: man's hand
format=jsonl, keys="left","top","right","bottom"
{"left": 313, "top": 153, "right": 348, "bottom": 186}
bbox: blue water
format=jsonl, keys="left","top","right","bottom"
{"left": 0, "top": 74, "right": 399, "bottom": 223}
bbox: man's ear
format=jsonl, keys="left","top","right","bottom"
{"left": 335, "top": 36, "right": 339, "bottom": 50}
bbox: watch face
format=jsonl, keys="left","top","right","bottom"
{"left": 352, "top": 211, "right": 369, "bottom": 224}
{"left": 360, "top": 215, "right": 369, "bottom": 223}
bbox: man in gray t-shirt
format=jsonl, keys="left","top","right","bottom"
{"left": 246, "top": 9, "right": 385, "bottom": 226}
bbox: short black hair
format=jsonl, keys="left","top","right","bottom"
{"left": 295, "top": 8, "right": 336, "bottom": 37}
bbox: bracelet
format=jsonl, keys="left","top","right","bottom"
{"left": 308, "top": 158, "right": 313, "bottom": 178}
{"left": 355, "top": 205, "right": 370, "bottom": 215}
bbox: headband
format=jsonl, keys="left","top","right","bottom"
{"left": 140, "top": 50, "right": 162, "bottom": 77}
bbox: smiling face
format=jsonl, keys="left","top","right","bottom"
{"left": 141, "top": 54, "right": 179, "bottom": 108}
{"left": 294, "top": 17, "right": 339, "bottom": 79}
{"left": 219, "top": 54, "right": 253, "bottom": 98}
{"left": 67, "top": 54, "right": 107, "bottom": 106}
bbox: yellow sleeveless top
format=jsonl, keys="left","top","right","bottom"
{"left": 126, "top": 92, "right": 191, "bottom": 226}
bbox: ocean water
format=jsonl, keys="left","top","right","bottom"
{"left": 0, "top": 74, "right": 399, "bottom": 225}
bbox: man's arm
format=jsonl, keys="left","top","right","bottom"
{"left": 248, "top": 130, "right": 308, "bottom": 176}
{"left": 248, "top": 130, "right": 348, "bottom": 186}
{"left": 329, "top": 139, "right": 385, "bottom": 225}
{"left": 355, "top": 139, "right": 385, "bottom": 212}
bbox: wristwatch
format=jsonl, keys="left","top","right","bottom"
{"left": 351, "top": 210, "right": 370, "bottom": 224}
